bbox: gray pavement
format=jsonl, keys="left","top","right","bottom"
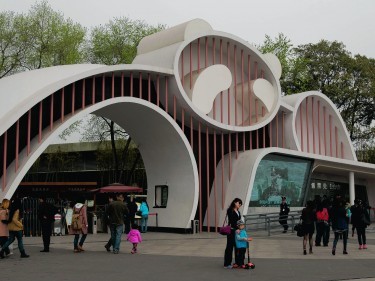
{"left": 1, "top": 229, "right": 375, "bottom": 281}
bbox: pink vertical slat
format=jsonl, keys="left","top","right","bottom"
{"left": 335, "top": 126, "right": 339, "bottom": 158}
{"left": 282, "top": 112, "right": 285, "bottom": 148}
{"left": 221, "top": 133, "right": 225, "bottom": 209}
{"left": 61, "top": 88, "right": 65, "bottom": 122}
{"left": 112, "top": 72, "right": 115, "bottom": 98}
{"left": 198, "top": 121, "right": 202, "bottom": 232}
{"left": 72, "top": 83, "right": 75, "bottom": 114}
{"left": 130, "top": 72, "right": 133, "bottom": 97}
{"left": 181, "top": 50, "right": 184, "bottom": 87}
{"left": 227, "top": 42, "right": 231, "bottom": 125}
{"left": 213, "top": 131, "right": 217, "bottom": 231}
{"left": 102, "top": 75, "right": 105, "bottom": 100}
{"left": 323, "top": 107, "right": 327, "bottom": 156}
{"left": 39, "top": 101, "right": 42, "bottom": 143}
{"left": 341, "top": 142, "right": 344, "bottom": 159}
{"left": 156, "top": 75, "right": 160, "bottom": 107}
{"left": 318, "top": 100, "right": 321, "bottom": 154}
{"left": 92, "top": 77, "right": 96, "bottom": 104}
{"left": 262, "top": 107, "right": 266, "bottom": 148}
{"left": 147, "top": 74, "right": 151, "bottom": 102}
{"left": 139, "top": 72, "right": 142, "bottom": 98}
{"left": 212, "top": 38, "right": 216, "bottom": 120}
{"left": 234, "top": 45, "right": 237, "bottom": 126}
{"left": 50, "top": 93, "right": 54, "bottom": 131}
{"left": 235, "top": 133, "right": 238, "bottom": 159}
{"left": 205, "top": 37, "right": 208, "bottom": 68}
{"left": 220, "top": 39, "right": 223, "bottom": 123}
{"left": 182, "top": 108, "right": 185, "bottom": 133}
{"left": 2, "top": 131, "right": 7, "bottom": 190}
{"left": 197, "top": 38, "right": 201, "bottom": 74}
{"left": 190, "top": 116, "right": 194, "bottom": 150}
{"left": 329, "top": 115, "right": 333, "bottom": 157}
{"left": 15, "top": 120, "right": 19, "bottom": 171}
{"left": 241, "top": 49, "right": 244, "bottom": 127}
{"left": 270, "top": 118, "right": 273, "bottom": 147}
{"left": 206, "top": 126, "right": 210, "bottom": 232}
{"left": 306, "top": 98, "right": 309, "bottom": 152}
{"left": 121, "top": 73, "right": 124, "bottom": 97}
{"left": 165, "top": 77, "right": 169, "bottom": 113}
{"left": 229, "top": 133, "right": 232, "bottom": 180}
{"left": 300, "top": 104, "right": 303, "bottom": 151}
{"left": 82, "top": 79, "right": 86, "bottom": 109}
{"left": 27, "top": 110, "right": 31, "bottom": 155}
{"left": 276, "top": 112, "right": 279, "bottom": 147}
{"left": 312, "top": 97, "right": 315, "bottom": 153}
{"left": 248, "top": 55, "right": 252, "bottom": 126}
{"left": 190, "top": 43, "right": 192, "bottom": 89}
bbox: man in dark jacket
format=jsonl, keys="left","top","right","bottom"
{"left": 279, "top": 196, "right": 290, "bottom": 233}
{"left": 38, "top": 197, "right": 56, "bottom": 252}
{"left": 107, "top": 194, "right": 128, "bottom": 254}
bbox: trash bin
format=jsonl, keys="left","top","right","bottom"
{"left": 191, "top": 220, "right": 199, "bottom": 234}
{"left": 53, "top": 213, "right": 63, "bottom": 236}
{"left": 92, "top": 214, "right": 97, "bottom": 234}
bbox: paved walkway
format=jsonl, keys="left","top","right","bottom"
{"left": 1, "top": 229, "right": 375, "bottom": 281}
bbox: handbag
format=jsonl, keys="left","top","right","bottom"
{"left": 136, "top": 211, "right": 142, "bottom": 217}
{"left": 294, "top": 220, "right": 304, "bottom": 237}
{"left": 219, "top": 215, "right": 232, "bottom": 235}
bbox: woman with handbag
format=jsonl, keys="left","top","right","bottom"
{"left": 301, "top": 200, "right": 316, "bottom": 255}
{"left": 224, "top": 198, "right": 242, "bottom": 269}
{"left": 0, "top": 199, "right": 30, "bottom": 258}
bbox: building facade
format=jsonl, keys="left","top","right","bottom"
{"left": 0, "top": 19, "right": 374, "bottom": 232}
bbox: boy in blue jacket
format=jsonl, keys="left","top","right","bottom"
{"left": 234, "top": 220, "right": 253, "bottom": 268}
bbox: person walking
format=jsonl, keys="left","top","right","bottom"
{"left": 0, "top": 199, "right": 10, "bottom": 257}
{"left": 69, "top": 198, "right": 88, "bottom": 253}
{"left": 315, "top": 203, "right": 329, "bottom": 247}
{"left": 279, "top": 196, "right": 290, "bottom": 233}
{"left": 38, "top": 196, "right": 56, "bottom": 252}
{"left": 104, "top": 196, "right": 114, "bottom": 252}
{"left": 139, "top": 199, "right": 149, "bottom": 233}
{"left": 107, "top": 194, "right": 128, "bottom": 254}
{"left": 223, "top": 198, "right": 242, "bottom": 269}
{"left": 127, "top": 223, "right": 142, "bottom": 254}
{"left": 0, "top": 199, "right": 30, "bottom": 258}
{"left": 301, "top": 200, "right": 316, "bottom": 255}
{"left": 234, "top": 219, "right": 253, "bottom": 269}
{"left": 351, "top": 199, "right": 370, "bottom": 250}
{"left": 331, "top": 197, "right": 349, "bottom": 255}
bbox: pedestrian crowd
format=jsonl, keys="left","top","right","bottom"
{"left": 0, "top": 193, "right": 149, "bottom": 258}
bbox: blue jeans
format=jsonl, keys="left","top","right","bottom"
{"left": 110, "top": 224, "right": 124, "bottom": 251}
{"left": 73, "top": 234, "right": 87, "bottom": 249}
{"left": 2, "top": 230, "right": 24, "bottom": 252}
{"left": 141, "top": 215, "right": 148, "bottom": 232}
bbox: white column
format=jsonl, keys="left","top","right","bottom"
{"left": 349, "top": 171, "right": 355, "bottom": 205}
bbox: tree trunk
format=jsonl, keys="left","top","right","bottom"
{"left": 126, "top": 152, "right": 140, "bottom": 185}
{"left": 110, "top": 121, "right": 119, "bottom": 182}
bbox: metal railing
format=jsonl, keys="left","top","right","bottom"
{"left": 244, "top": 210, "right": 302, "bottom": 236}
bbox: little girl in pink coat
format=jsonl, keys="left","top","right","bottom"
{"left": 127, "top": 223, "right": 142, "bottom": 254}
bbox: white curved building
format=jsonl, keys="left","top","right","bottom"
{"left": 0, "top": 19, "right": 374, "bottom": 232}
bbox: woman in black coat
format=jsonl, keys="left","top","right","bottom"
{"left": 224, "top": 198, "right": 242, "bottom": 269}
{"left": 301, "top": 200, "right": 316, "bottom": 255}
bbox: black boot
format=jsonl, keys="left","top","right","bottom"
{"left": 20, "top": 250, "right": 30, "bottom": 258}
{"left": 0, "top": 249, "right": 4, "bottom": 259}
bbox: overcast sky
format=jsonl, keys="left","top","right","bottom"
{"left": 1, "top": 0, "right": 374, "bottom": 58}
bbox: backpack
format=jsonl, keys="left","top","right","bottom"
{"left": 71, "top": 206, "right": 83, "bottom": 230}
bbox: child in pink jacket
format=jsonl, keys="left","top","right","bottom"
{"left": 127, "top": 224, "right": 142, "bottom": 254}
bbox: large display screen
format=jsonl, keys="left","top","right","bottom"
{"left": 249, "top": 154, "right": 312, "bottom": 207}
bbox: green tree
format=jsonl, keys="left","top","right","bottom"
{"left": 0, "top": 11, "right": 28, "bottom": 78}
{"left": 24, "top": 1, "right": 86, "bottom": 69}
{"left": 89, "top": 17, "right": 165, "bottom": 65}
{"left": 258, "top": 33, "right": 294, "bottom": 92}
